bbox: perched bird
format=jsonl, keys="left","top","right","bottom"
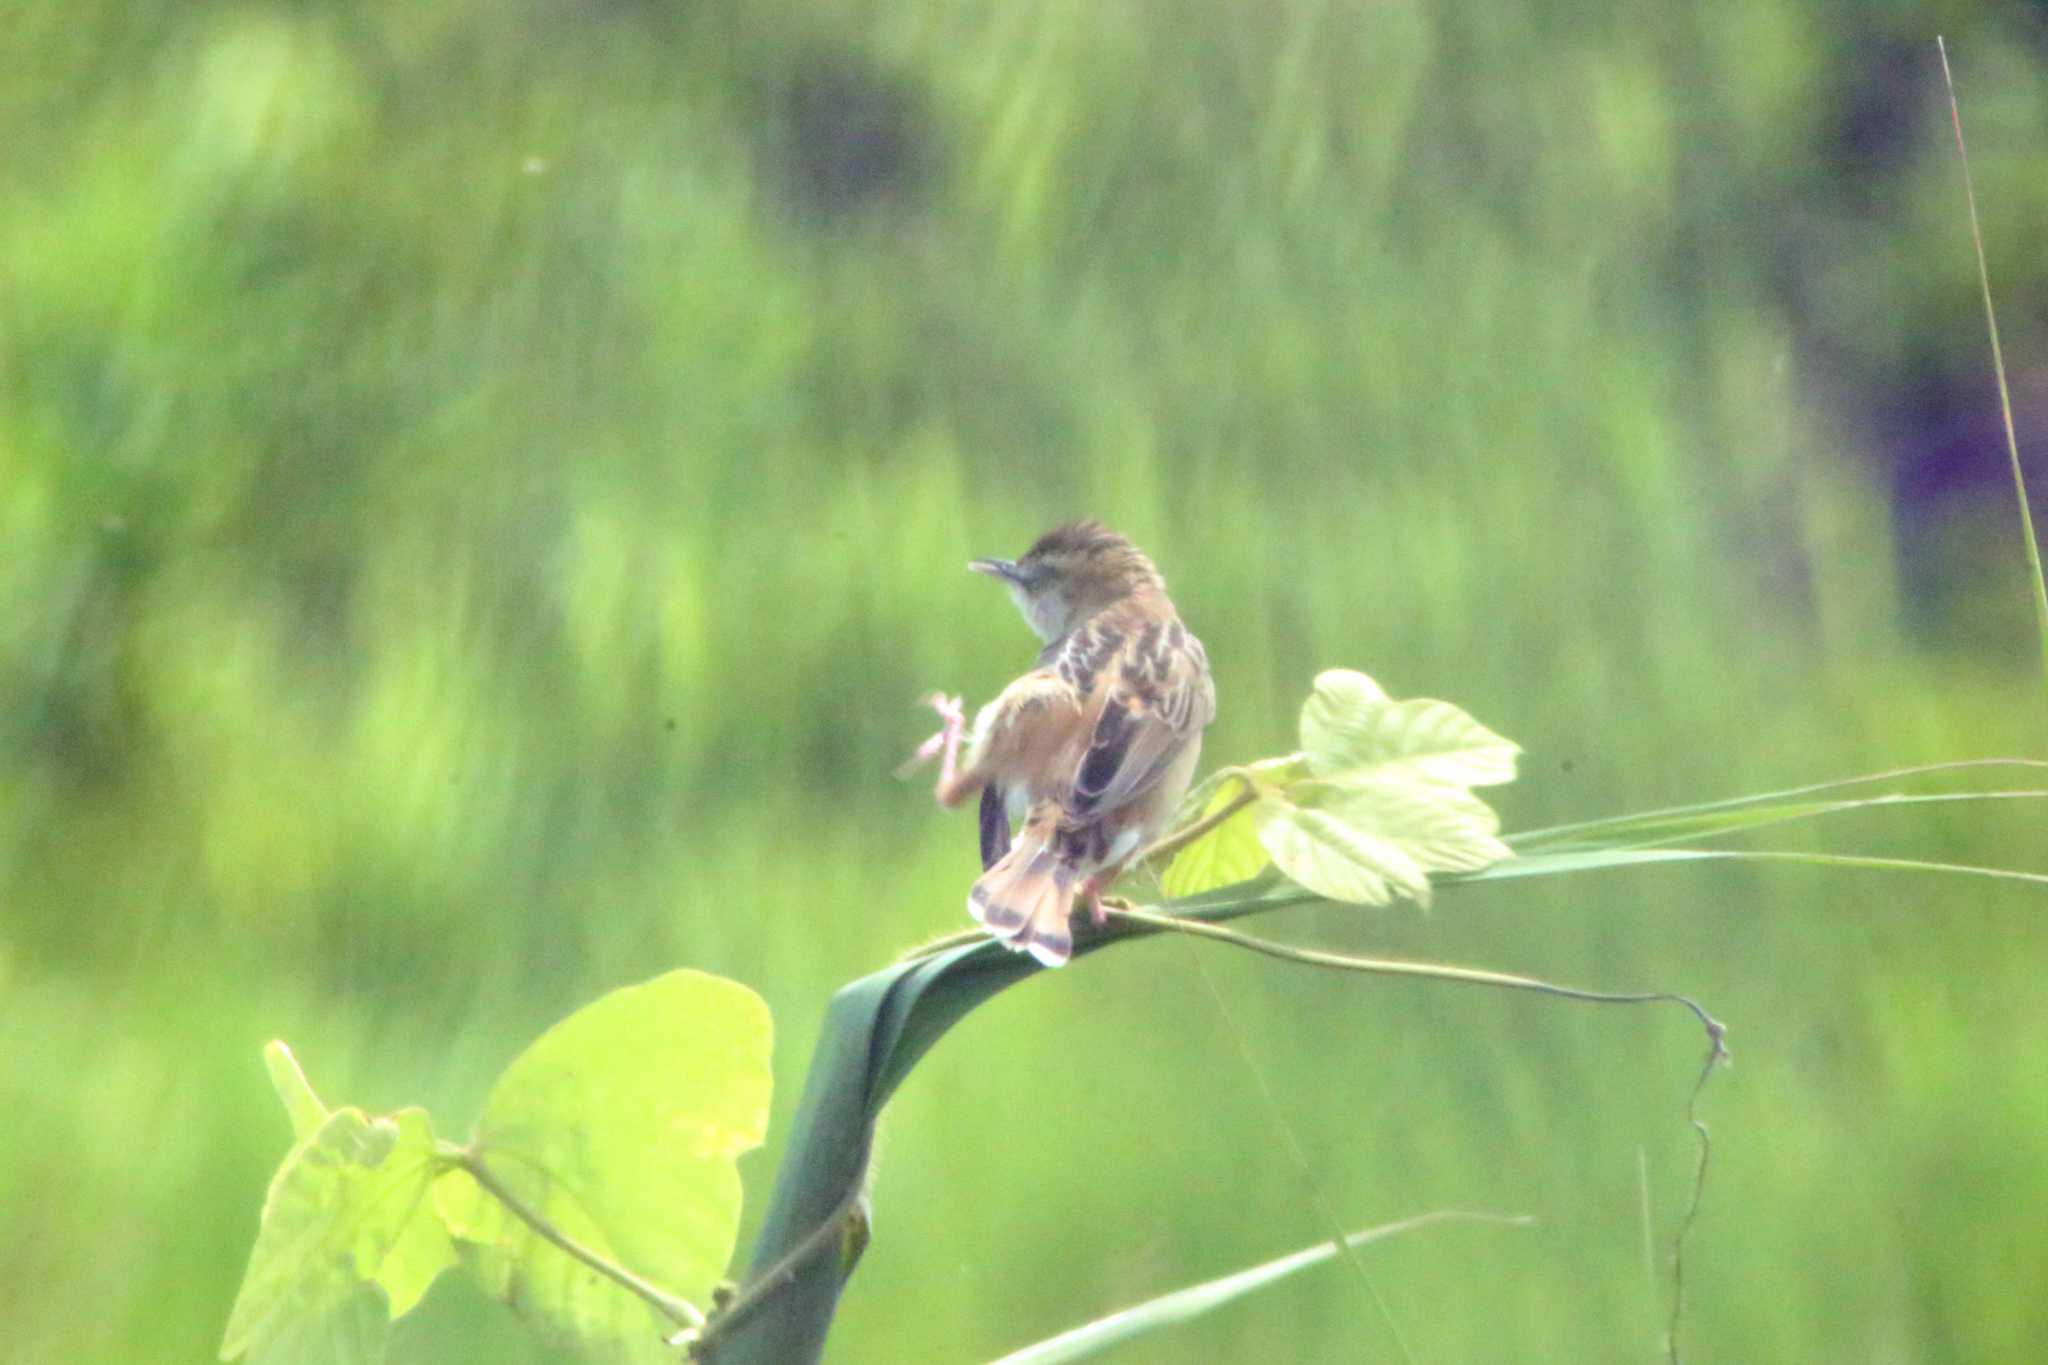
{"left": 908, "top": 521, "right": 1215, "bottom": 966}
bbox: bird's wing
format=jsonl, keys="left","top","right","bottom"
{"left": 962, "top": 667, "right": 1089, "bottom": 780}
{"left": 977, "top": 783, "right": 1012, "bottom": 869}
{"left": 1062, "top": 611, "right": 1215, "bottom": 819}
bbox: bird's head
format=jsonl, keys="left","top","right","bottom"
{"left": 970, "top": 520, "right": 1164, "bottom": 642}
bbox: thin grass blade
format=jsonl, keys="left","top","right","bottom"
{"left": 1450, "top": 845, "right": 2048, "bottom": 891}
{"left": 1510, "top": 790, "right": 2048, "bottom": 856}
{"left": 1507, "top": 759, "right": 2048, "bottom": 848}
{"left": 989, "top": 1212, "right": 1531, "bottom": 1365}
{"left": 1938, "top": 37, "right": 2048, "bottom": 703}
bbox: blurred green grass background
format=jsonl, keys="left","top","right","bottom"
{"left": 5, "top": 2, "right": 2047, "bottom": 1360}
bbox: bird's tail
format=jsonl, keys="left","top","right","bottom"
{"left": 968, "top": 809, "right": 1078, "bottom": 967}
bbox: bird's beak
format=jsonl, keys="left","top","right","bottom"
{"left": 968, "top": 558, "right": 1022, "bottom": 584}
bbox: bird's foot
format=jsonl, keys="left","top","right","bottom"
{"left": 899, "top": 693, "right": 967, "bottom": 802}
{"left": 1080, "top": 878, "right": 1131, "bottom": 928}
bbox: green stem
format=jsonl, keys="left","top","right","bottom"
{"left": 1938, "top": 37, "right": 2048, "bottom": 710}
{"left": 438, "top": 1143, "right": 706, "bottom": 1334}
{"left": 1134, "top": 770, "right": 1262, "bottom": 869}
{"left": 1112, "top": 906, "right": 1726, "bottom": 1365}
{"left": 1111, "top": 908, "right": 1727, "bottom": 1043}
{"left": 684, "top": 1181, "right": 867, "bottom": 1359}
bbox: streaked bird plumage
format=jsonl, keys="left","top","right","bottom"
{"left": 911, "top": 521, "right": 1215, "bottom": 966}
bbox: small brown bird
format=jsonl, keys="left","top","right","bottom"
{"left": 909, "top": 521, "right": 1215, "bottom": 966}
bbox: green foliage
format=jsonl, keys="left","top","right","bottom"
{"left": 1299, "top": 669, "right": 1520, "bottom": 787}
{"left": 443, "top": 970, "right": 772, "bottom": 1355}
{"left": 221, "top": 970, "right": 771, "bottom": 1364}
{"left": 220, "top": 1108, "right": 452, "bottom": 1362}
{"left": 1255, "top": 781, "right": 1502, "bottom": 906}
{"left": 1157, "top": 784, "right": 1266, "bottom": 899}
{"left": 1167, "top": 670, "right": 1517, "bottom": 905}
{"left": 266, "top": 1042, "right": 333, "bottom": 1143}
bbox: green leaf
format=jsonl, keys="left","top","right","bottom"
{"left": 1250, "top": 671, "right": 1519, "bottom": 906}
{"left": 1160, "top": 786, "right": 1269, "bottom": 898}
{"left": 1256, "top": 779, "right": 1511, "bottom": 907}
{"left": 265, "top": 1041, "right": 330, "bottom": 1143}
{"left": 374, "top": 1170, "right": 460, "bottom": 1320}
{"left": 441, "top": 968, "right": 772, "bottom": 1354}
{"left": 221, "top": 1107, "right": 455, "bottom": 1361}
{"left": 990, "top": 1212, "right": 1530, "bottom": 1364}
{"left": 1299, "top": 669, "right": 1519, "bottom": 787}
{"left": 244, "top": 1286, "right": 387, "bottom": 1365}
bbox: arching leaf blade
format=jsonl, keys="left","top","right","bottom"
{"left": 991, "top": 1212, "right": 1531, "bottom": 1364}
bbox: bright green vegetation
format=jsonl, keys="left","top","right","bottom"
{"left": 5, "top": 2, "right": 2046, "bottom": 1361}
{"left": 224, "top": 973, "right": 770, "bottom": 1364}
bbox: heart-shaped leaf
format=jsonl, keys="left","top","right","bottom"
{"left": 439, "top": 969, "right": 772, "bottom": 1355}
